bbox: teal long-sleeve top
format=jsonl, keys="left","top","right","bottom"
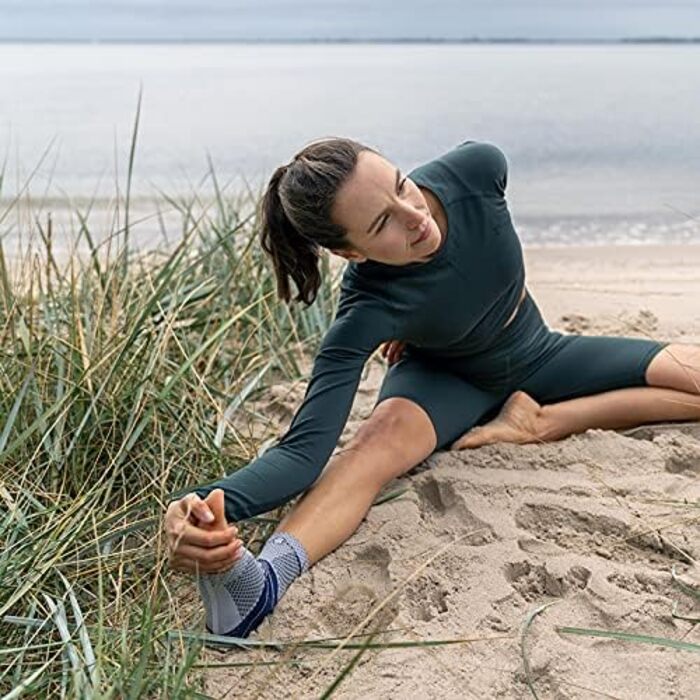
{"left": 192, "top": 140, "right": 525, "bottom": 522}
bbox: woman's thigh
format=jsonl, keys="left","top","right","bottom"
{"left": 374, "top": 351, "right": 508, "bottom": 452}
{"left": 518, "top": 333, "right": 671, "bottom": 404}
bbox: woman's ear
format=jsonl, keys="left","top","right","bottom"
{"left": 329, "top": 248, "right": 367, "bottom": 263}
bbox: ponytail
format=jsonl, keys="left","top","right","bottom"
{"left": 259, "top": 165, "right": 321, "bottom": 306}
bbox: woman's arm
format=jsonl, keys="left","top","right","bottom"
{"left": 183, "top": 302, "right": 393, "bottom": 523}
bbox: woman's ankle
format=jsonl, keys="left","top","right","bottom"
{"left": 258, "top": 531, "right": 310, "bottom": 601}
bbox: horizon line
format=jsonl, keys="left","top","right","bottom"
{"left": 1, "top": 37, "right": 700, "bottom": 45}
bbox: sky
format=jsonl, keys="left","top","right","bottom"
{"left": 0, "top": 0, "right": 698, "bottom": 41}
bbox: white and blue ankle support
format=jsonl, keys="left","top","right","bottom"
{"left": 259, "top": 531, "right": 310, "bottom": 597}
{"left": 198, "top": 531, "right": 309, "bottom": 638}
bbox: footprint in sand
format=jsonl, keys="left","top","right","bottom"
{"left": 319, "top": 544, "right": 399, "bottom": 634}
{"left": 403, "top": 573, "right": 450, "bottom": 622}
{"left": 559, "top": 312, "right": 591, "bottom": 334}
{"left": 606, "top": 570, "right": 675, "bottom": 597}
{"left": 514, "top": 502, "right": 695, "bottom": 568}
{"left": 623, "top": 424, "right": 700, "bottom": 475}
{"left": 653, "top": 432, "right": 700, "bottom": 474}
{"left": 623, "top": 422, "right": 700, "bottom": 443}
{"left": 617, "top": 308, "right": 659, "bottom": 335}
{"left": 415, "top": 475, "right": 498, "bottom": 546}
{"left": 504, "top": 560, "right": 591, "bottom": 602}
{"left": 559, "top": 308, "right": 658, "bottom": 336}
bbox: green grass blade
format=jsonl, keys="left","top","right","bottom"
{"left": 320, "top": 628, "right": 379, "bottom": 699}
{"left": 123, "top": 84, "right": 143, "bottom": 264}
{"left": 521, "top": 601, "right": 560, "bottom": 700}
{"left": 0, "top": 370, "right": 33, "bottom": 454}
{"left": 556, "top": 626, "right": 700, "bottom": 653}
{"left": 372, "top": 486, "right": 410, "bottom": 507}
{"left": 671, "top": 564, "right": 700, "bottom": 600}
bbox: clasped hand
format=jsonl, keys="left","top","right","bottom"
{"left": 163, "top": 489, "right": 243, "bottom": 574}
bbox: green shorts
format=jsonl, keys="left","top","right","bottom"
{"left": 375, "top": 291, "right": 670, "bottom": 450}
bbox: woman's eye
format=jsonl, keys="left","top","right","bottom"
{"left": 378, "top": 178, "right": 408, "bottom": 232}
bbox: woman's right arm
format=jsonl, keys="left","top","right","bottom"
{"left": 178, "top": 302, "right": 393, "bottom": 525}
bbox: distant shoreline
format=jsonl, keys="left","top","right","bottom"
{"left": 1, "top": 37, "right": 699, "bottom": 45}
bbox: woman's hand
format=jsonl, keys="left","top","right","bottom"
{"left": 380, "top": 339, "right": 407, "bottom": 365}
{"left": 164, "top": 489, "right": 243, "bottom": 574}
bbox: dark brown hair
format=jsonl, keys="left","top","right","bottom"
{"left": 259, "top": 136, "right": 379, "bottom": 306}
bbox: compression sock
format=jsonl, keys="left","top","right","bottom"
{"left": 198, "top": 531, "right": 310, "bottom": 638}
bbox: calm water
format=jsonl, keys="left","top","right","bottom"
{"left": 1, "top": 42, "right": 699, "bottom": 247}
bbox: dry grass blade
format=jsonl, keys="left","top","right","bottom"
{"left": 173, "top": 628, "right": 510, "bottom": 652}
{"left": 214, "top": 359, "right": 274, "bottom": 449}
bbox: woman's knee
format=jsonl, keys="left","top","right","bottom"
{"left": 353, "top": 396, "right": 438, "bottom": 460}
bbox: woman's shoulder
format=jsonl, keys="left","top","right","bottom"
{"left": 409, "top": 139, "right": 508, "bottom": 201}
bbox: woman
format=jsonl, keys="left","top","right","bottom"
{"left": 164, "top": 137, "right": 700, "bottom": 639}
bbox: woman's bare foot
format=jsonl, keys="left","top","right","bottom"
{"left": 450, "top": 390, "right": 544, "bottom": 450}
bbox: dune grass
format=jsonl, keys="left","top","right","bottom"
{"left": 0, "top": 150, "right": 347, "bottom": 696}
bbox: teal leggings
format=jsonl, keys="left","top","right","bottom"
{"left": 374, "top": 291, "right": 670, "bottom": 450}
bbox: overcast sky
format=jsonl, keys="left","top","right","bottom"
{"left": 1, "top": 0, "right": 698, "bottom": 41}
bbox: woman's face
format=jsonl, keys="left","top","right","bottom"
{"left": 329, "top": 150, "right": 443, "bottom": 266}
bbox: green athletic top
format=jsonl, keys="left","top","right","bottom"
{"left": 193, "top": 140, "right": 525, "bottom": 521}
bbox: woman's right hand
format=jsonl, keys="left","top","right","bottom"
{"left": 380, "top": 339, "right": 406, "bottom": 365}
{"left": 164, "top": 489, "right": 243, "bottom": 574}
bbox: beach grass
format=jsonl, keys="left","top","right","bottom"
{"left": 0, "top": 152, "right": 346, "bottom": 696}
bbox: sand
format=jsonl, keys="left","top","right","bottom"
{"left": 203, "top": 244, "right": 700, "bottom": 699}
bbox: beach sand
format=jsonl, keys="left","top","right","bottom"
{"left": 203, "top": 244, "right": 700, "bottom": 699}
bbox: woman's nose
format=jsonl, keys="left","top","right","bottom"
{"left": 400, "top": 203, "right": 423, "bottom": 229}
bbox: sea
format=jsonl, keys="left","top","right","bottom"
{"left": 1, "top": 42, "right": 699, "bottom": 250}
